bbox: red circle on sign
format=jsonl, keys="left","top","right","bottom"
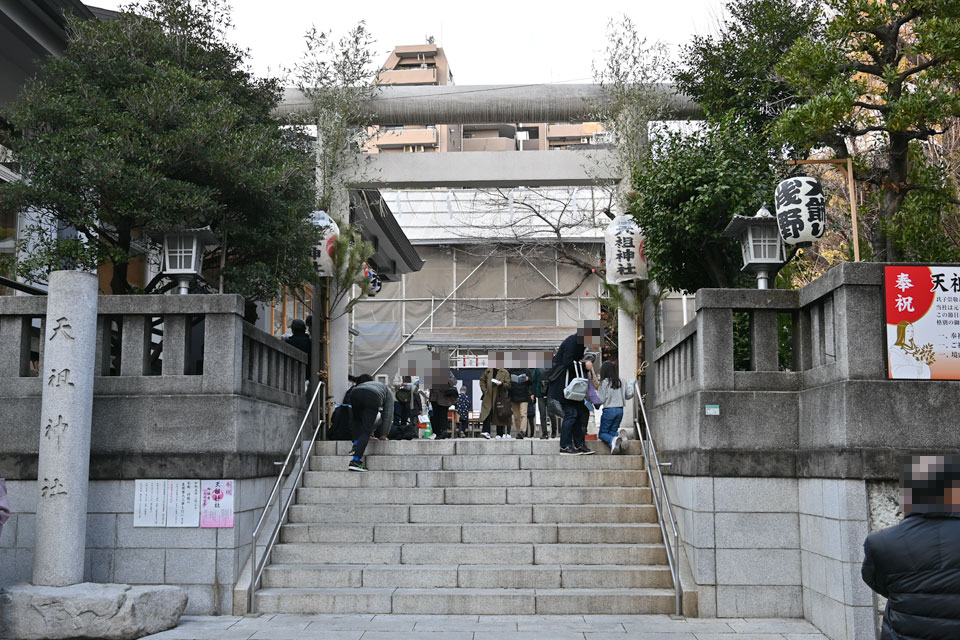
{"left": 885, "top": 266, "right": 935, "bottom": 324}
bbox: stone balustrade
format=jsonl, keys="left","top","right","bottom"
{"left": 0, "top": 293, "right": 307, "bottom": 479}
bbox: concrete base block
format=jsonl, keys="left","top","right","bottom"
{"left": 0, "top": 583, "right": 186, "bottom": 640}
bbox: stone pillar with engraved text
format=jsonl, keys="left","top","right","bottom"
{"left": 32, "top": 271, "right": 98, "bottom": 586}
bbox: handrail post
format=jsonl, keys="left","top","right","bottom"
{"left": 633, "top": 381, "right": 683, "bottom": 617}
{"left": 248, "top": 380, "right": 325, "bottom": 615}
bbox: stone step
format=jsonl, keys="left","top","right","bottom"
{"left": 559, "top": 564, "right": 674, "bottom": 589}
{"left": 319, "top": 439, "right": 638, "bottom": 457}
{"left": 293, "top": 486, "right": 652, "bottom": 506}
{"left": 301, "top": 469, "right": 649, "bottom": 488}
{"left": 287, "top": 503, "right": 657, "bottom": 524}
{"left": 253, "top": 587, "right": 673, "bottom": 615}
{"left": 533, "top": 543, "right": 667, "bottom": 565}
{"left": 280, "top": 522, "right": 664, "bottom": 545}
{"left": 261, "top": 563, "right": 673, "bottom": 590}
{"left": 557, "top": 523, "right": 662, "bottom": 544}
{"left": 309, "top": 453, "right": 644, "bottom": 472}
{"left": 253, "top": 587, "right": 394, "bottom": 614}
{"left": 268, "top": 542, "right": 666, "bottom": 566}
{"left": 530, "top": 504, "right": 657, "bottom": 524}
{"left": 533, "top": 588, "right": 676, "bottom": 615}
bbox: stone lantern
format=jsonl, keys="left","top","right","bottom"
{"left": 721, "top": 204, "right": 786, "bottom": 290}
{"left": 155, "top": 228, "right": 217, "bottom": 294}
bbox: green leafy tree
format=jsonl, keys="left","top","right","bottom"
{"left": 0, "top": 0, "right": 317, "bottom": 299}
{"left": 775, "top": 0, "right": 960, "bottom": 261}
{"left": 286, "top": 23, "right": 378, "bottom": 318}
{"left": 628, "top": 0, "right": 817, "bottom": 293}
{"left": 630, "top": 117, "right": 781, "bottom": 292}
{"left": 674, "top": 0, "right": 822, "bottom": 130}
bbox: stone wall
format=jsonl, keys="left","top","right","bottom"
{"left": 644, "top": 263, "right": 960, "bottom": 640}
{"left": 0, "top": 477, "right": 274, "bottom": 614}
{"left": 0, "top": 294, "right": 312, "bottom": 614}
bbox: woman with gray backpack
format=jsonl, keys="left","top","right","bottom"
{"left": 597, "top": 361, "right": 635, "bottom": 455}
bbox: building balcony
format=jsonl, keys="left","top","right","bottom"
{"left": 372, "top": 128, "right": 439, "bottom": 148}
{"left": 378, "top": 68, "right": 438, "bottom": 85}
{"left": 546, "top": 124, "right": 587, "bottom": 139}
{"left": 462, "top": 137, "right": 516, "bottom": 152}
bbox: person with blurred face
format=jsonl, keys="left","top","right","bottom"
{"left": 547, "top": 321, "right": 602, "bottom": 455}
{"left": 862, "top": 455, "right": 960, "bottom": 638}
{"left": 479, "top": 351, "right": 512, "bottom": 439}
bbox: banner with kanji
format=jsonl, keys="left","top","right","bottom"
{"left": 604, "top": 215, "right": 647, "bottom": 283}
{"left": 884, "top": 265, "right": 960, "bottom": 380}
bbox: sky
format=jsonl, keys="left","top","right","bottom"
{"left": 90, "top": 0, "right": 727, "bottom": 84}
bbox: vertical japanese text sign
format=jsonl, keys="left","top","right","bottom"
{"left": 885, "top": 265, "right": 960, "bottom": 380}
{"left": 604, "top": 215, "right": 647, "bottom": 284}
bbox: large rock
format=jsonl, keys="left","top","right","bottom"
{"left": 0, "top": 583, "right": 187, "bottom": 640}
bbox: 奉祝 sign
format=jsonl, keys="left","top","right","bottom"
{"left": 604, "top": 215, "right": 647, "bottom": 283}
{"left": 200, "top": 479, "right": 235, "bottom": 528}
{"left": 884, "top": 265, "right": 960, "bottom": 380}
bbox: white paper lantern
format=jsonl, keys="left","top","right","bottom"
{"left": 604, "top": 215, "right": 647, "bottom": 283}
{"left": 774, "top": 176, "right": 826, "bottom": 245}
{"left": 311, "top": 210, "right": 339, "bottom": 277}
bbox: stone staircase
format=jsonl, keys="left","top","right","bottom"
{"left": 252, "top": 438, "right": 679, "bottom": 615}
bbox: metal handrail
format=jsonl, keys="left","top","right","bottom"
{"left": 633, "top": 381, "right": 682, "bottom": 616}
{"left": 247, "top": 381, "right": 326, "bottom": 614}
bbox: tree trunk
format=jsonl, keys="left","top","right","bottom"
{"left": 878, "top": 132, "right": 910, "bottom": 262}
{"left": 109, "top": 224, "right": 132, "bottom": 295}
{"left": 703, "top": 246, "right": 729, "bottom": 288}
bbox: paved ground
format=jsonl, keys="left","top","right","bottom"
{"left": 142, "top": 614, "right": 828, "bottom": 639}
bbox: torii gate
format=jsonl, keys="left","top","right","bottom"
{"left": 277, "top": 83, "right": 701, "bottom": 411}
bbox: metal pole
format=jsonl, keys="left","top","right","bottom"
{"left": 846, "top": 157, "right": 861, "bottom": 262}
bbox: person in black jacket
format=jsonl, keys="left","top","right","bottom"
{"left": 547, "top": 321, "right": 602, "bottom": 455}
{"left": 862, "top": 455, "right": 960, "bottom": 639}
{"left": 284, "top": 319, "right": 311, "bottom": 383}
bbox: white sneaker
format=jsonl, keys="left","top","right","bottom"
{"left": 495, "top": 435, "right": 503, "bottom": 439}
{"left": 610, "top": 436, "right": 620, "bottom": 454}
{"left": 618, "top": 428, "right": 630, "bottom": 453}
{"left": 481, "top": 432, "right": 491, "bottom": 439}
{"left": 503, "top": 434, "right": 513, "bottom": 439}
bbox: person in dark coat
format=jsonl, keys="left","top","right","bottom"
{"left": 548, "top": 321, "right": 602, "bottom": 455}
{"left": 284, "top": 318, "right": 311, "bottom": 383}
{"left": 862, "top": 454, "right": 960, "bottom": 639}
{"left": 428, "top": 369, "right": 459, "bottom": 439}
{"left": 285, "top": 319, "right": 311, "bottom": 353}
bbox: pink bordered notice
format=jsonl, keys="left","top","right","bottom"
{"left": 199, "top": 479, "right": 235, "bottom": 528}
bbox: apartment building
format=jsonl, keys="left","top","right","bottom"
{"left": 367, "top": 43, "right": 606, "bottom": 154}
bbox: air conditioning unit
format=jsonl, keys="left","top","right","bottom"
{"left": 580, "top": 137, "right": 589, "bottom": 144}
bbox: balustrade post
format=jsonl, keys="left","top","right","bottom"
{"left": 750, "top": 309, "right": 780, "bottom": 371}
{"left": 201, "top": 311, "right": 244, "bottom": 394}
{"left": 120, "top": 316, "right": 149, "bottom": 376}
{"left": 696, "top": 306, "right": 734, "bottom": 390}
{"left": 0, "top": 315, "right": 26, "bottom": 376}
{"left": 162, "top": 315, "right": 188, "bottom": 375}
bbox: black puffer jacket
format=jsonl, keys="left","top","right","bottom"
{"left": 508, "top": 368, "right": 532, "bottom": 402}
{"left": 862, "top": 513, "right": 960, "bottom": 639}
